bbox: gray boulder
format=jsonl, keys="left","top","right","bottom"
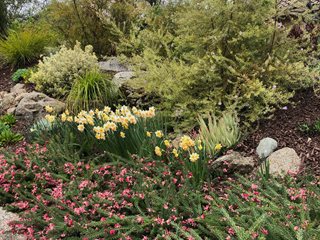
{"left": 10, "top": 83, "right": 26, "bottom": 95}
{"left": 99, "top": 58, "right": 129, "bottom": 72}
{"left": 256, "top": 137, "right": 278, "bottom": 159}
{"left": 0, "top": 93, "right": 15, "bottom": 114}
{"left": 15, "top": 91, "right": 65, "bottom": 120}
{"left": 267, "top": 147, "right": 301, "bottom": 176}
{"left": 211, "top": 151, "right": 255, "bottom": 174}
{"left": 113, "top": 71, "right": 134, "bottom": 87}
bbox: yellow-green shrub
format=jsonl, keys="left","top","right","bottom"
{"left": 29, "top": 42, "right": 98, "bottom": 98}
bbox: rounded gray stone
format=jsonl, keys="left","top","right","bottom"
{"left": 256, "top": 137, "right": 278, "bottom": 159}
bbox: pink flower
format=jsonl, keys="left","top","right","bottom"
{"left": 251, "top": 184, "right": 258, "bottom": 190}
{"left": 136, "top": 216, "right": 144, "bottom": 224}
{"left": 74, "top": 206, "right": 86, "bottom": 215}
{"left": 251, "top": 232, "right": 259, "bottom": 239}
{"left": 261, "top": 228, "right": 269, "bottom": 235}
{"left": 109, "top": 229, "right": 116, "bottom": 235}
{"left": 228, "top": 227, "right": 235, "bottom": 235}
{"left": 64, "top": 215, "right": 73, "bottom": 227}
{"left": 51, "top": 184, "right": 63, "bottom": 199}
{"left": 155, "top": 217, "right": 165, "bottom": 225}
{"left": 43, "top": 213, "right": 52, "bottom": 222}
{"left": 294, "top": 226, "right": 299, "bottom": 231}
{"left": 241, "top": 193, "right": 250, "bottom": 201}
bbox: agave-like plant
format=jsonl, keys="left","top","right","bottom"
{"left": 198, "top": 112, "right": 241, "bottom": 156}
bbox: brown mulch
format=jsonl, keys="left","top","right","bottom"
{"left": 237, "top": 88, "right": 320, "bottom": 176}
{"left": 0, "top": 67, "right": 14, "bottom": 92}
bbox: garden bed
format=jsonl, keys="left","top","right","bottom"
{"left": 238, "top": 88, "right": 320, "bottom": 175}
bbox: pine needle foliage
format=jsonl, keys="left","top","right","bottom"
{"left": 123, "top": 0, "right": 317, "bottom": 130}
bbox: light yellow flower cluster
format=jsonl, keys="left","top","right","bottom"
{"left": 48, "top": 106, "right": 156, "bottom": 141}
{"left": 179, "top": 136, "right": 195, "bottom": 151}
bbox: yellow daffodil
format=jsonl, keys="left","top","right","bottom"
{"left": 45, "top": 105, "right": 54, "bottom": 113}
{"left": 77, "top": 124, "right": 85, "bottom": 132}
{"left": 189, "top": 153, "right": 199, "bottom": 162}
{"left": 155, "top": 146, "right": 162, "bottom": 157}
{"left": 67, "top": 116, "right": 73, "bottom": 122}
{"left": 179, "top": 135, "right": 195, "bottom": 151}
{"left": 172, "top": 148, "right": 179, "bottom": 158}
{"left": 146, "top": 131, "right": 152, "bottom": 137}
{"left": 164, "top": 140, "right": 171, "bottom": 148}
{"left": 120, "top": 132, "right": 126, "bottom": 138}
{"left": 155, "top": 130, "right": 163, "bottom": 138}
{"left": 215, "top": 143, "right": 222, "bottom": 151}
{"left": 61, "top": 113, "right": 67, "bottom": 122}
{"left": 45, "top": 114, "right": 55, "bottom": 123}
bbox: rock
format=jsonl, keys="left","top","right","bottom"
{"left": 6, "top": 107, "right": 16, "bottom": 115}
{"left": 267, "top": 147, "right": 301, "bottom": 176}
{"left": 211, "top": 151, "right": 255, "bottom": 174}
{"left": 10, "top": 83, "right": 26, "bottom": 95}
{"left": 99, "top": 58, "right": 129, "bottom": 73}
{"left": 256, "top": 137, "right": 278, "bottom": 159}
{"left": 0, "top": 93, "right": 16, "bottom": 114}
{"left": 113, "top": 71, "right": 134, "bottom": 87}
{"left": 15, "top": 91, "right": 65, "bottom": 121}
{"left": 0, "top": 207, "right": 26, "bottom": 240}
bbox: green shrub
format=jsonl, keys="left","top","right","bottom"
{"left": 0, "top": 28, "right": 53, "bottom": 67}
{"left": 29, "top": 42, "right": 98, "bottom": 98}
{"left": 198, "top": 112, "right": 240, "bottom": 156}
{"left": 125, "top": 0, "right": 316, "bottom": 130}
{"left": 11, "top": 68, "right": 31, "bottom": 82}
{"left": 67, "top": 71, "right": 119, "bottom": 113}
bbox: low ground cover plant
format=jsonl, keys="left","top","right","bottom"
{"left": 298, "top": 119, "right": 320, "bottom": 135}
{"left": 0, "top": 114, "right": 23, "bottom": 147}
{"left": 0, "top": 106, "right": 319, "bottom": 239}
{"left": 11, "top": 68, "right": 31, "bottom": 82}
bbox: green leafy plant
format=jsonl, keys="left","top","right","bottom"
{"left": 313, "top": 120, "right": 320, "bottom": 133}
{"left": 0, "top": 129, "right": 23, "bottom": 146}
{"left": 0, "top": 114, "right": 16, "bottom": 126}
{"left": 198, "top": 112, "right": 240, "bottom": 156}
{"left": 298, "top": 123, "right": 311, "bottom": 134}
{"left": 298, "top": 119, "right": 320, "bottom": 135}
{"left": 11, "top": 68, "right": 31, "bottom": 82}
{"left": 0, "top": 28, "right": 53, "bottom": 67}
{"left": 29, "top": 42, "right": 98, "bottom": 98}
{"left": 67, "top": 71, "right": 119, "bottom": 113}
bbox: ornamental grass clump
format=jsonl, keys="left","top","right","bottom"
{"left": 67, "top": 70, "right": 119, "bottom": 113}
{"left": 29, "top": 42, "right": 98, "bottom": 98}
{"left": 0, "top": 28, "right": 53, "bottom": 67}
